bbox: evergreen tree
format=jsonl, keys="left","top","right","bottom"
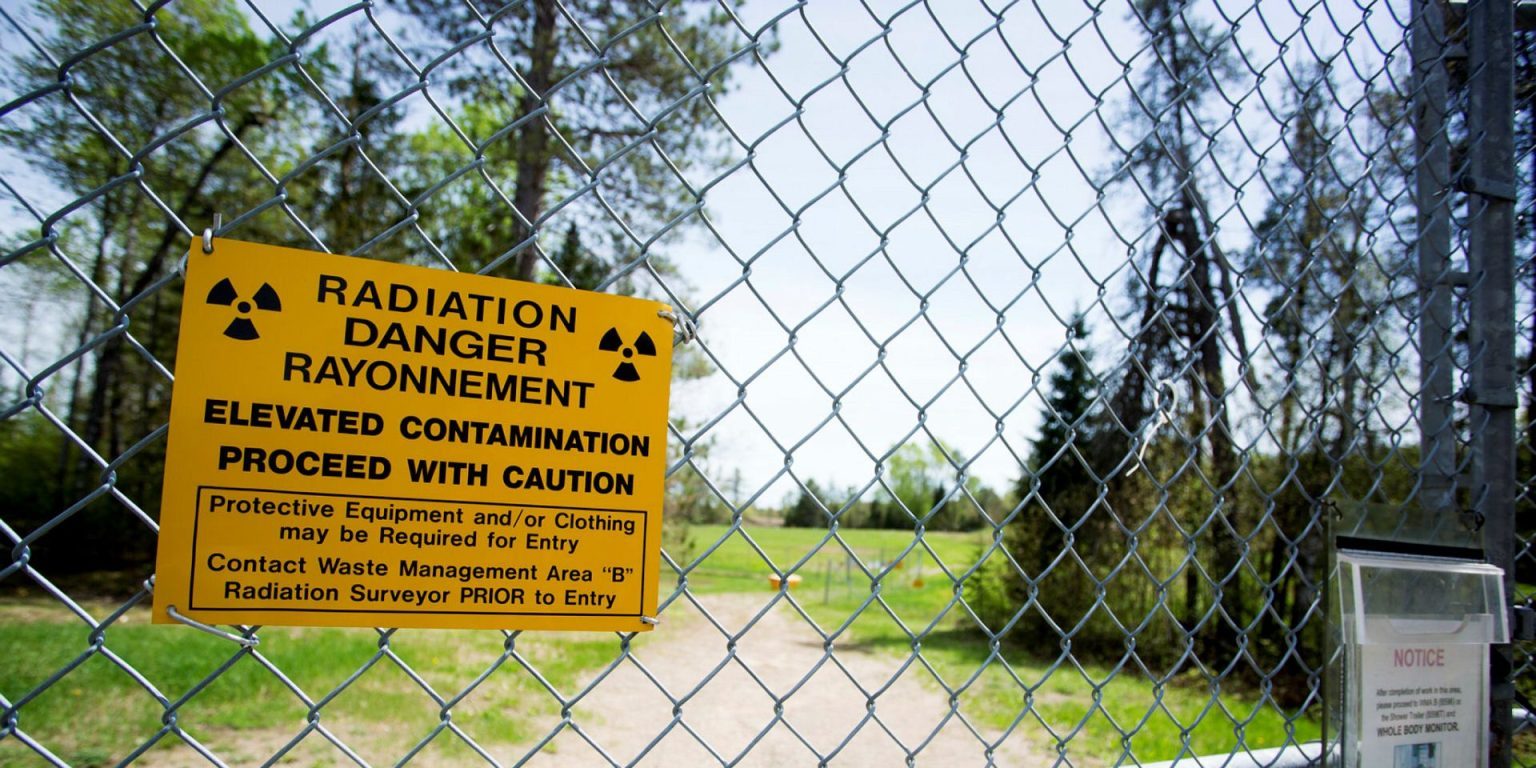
{"left": 542, "top": 222, "right": 615, "bottom": 291}
{"left": 1028, "top": 314, "right": 1102, "bottom": 538}
{"left": 1242, "top": 63, "right": 1368, "bottom": 699}
{"left": 783, "top": 479, "right": 828, "bottom": 528}
{"left": 1028, "top": 316, "right": 1103, "bottom": 507}
{"left": 973, "top": 314, "right": 1110, "bottom": 655}
{"left": 299, "top": 24, "right": 419, "bottom": 263}
{"left": 1513, "top": 21, "right": 1536, "bottom": 589}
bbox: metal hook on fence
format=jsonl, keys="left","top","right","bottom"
{"left": 1125, "top": 378, "right": 1178, "bottom": 478}
{"left": 658, "top": 308, "right": 696, "bottom": 345}
{"left": 201, "top": 213, "right": 223, "bottom": 254}
{"left": 166, "top": 605, "right": 259, "bottom": 648}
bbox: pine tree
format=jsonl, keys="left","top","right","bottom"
{"left": 973, "top": 315, "right": 1110, "bottom": 654}
{"left": 301, "top": 25, "right": 418, "bottom": 263}
{"left": 1243, "top": 62, "right": 1369, "bottom": 699}
{"left": 783, "top": 480, "right": 828, "bottom": 528}
{"left": 1028, "top": 316, "right": 1102, "bottom": 506}
{"left": 543, "top": 222, "right": 614, "bottom": 291}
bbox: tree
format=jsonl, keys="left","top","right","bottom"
{"left": 783, "top": 479, "right": 829, "bottom": 528}
{"left": 292, "top": 23, "right": 420, "bottom": 263}
{"left": 1027, "top": 316, "right": 1105, "bottom": 512}
{"left": 389, "top": 5, "right": 744, "bottom": 558}
{"left": 1021, "top": 315, "right": 1107, "bottom": 583}
{"left": 0, "top": 1, "right": 421, "bottom": 571}
{"left": 1241, "top": 63, "right": 1380, "bottom": 700}
{"left": 1105, "top": 0, "right": 1253, "bottom": 660}
{"left": 875, "top": 441, "right": 984, "bottom": 532}
{"left": 664, "top": 417, "right": 730, "bottom": 526}
{"left": 0, "top": 0, "right": 313, "bottom": 569}
{"left": 1513, "top": 22, "right": 1536, "bottom": 589}
{"left": 970, "top": 315, "right": 1115, "bottom": 655}
{"left": 387, "top": 0, "right": 752, "bottom": 284}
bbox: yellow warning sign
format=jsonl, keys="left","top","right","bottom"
{"left": 152, "top": 239, "right": 673, "bottom": 632}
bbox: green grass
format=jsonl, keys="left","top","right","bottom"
{"left": 885, "top": 630, "right": 1320, "bottom": 764}
{"left": 676, "top": 522, "right": 982, "bottom": 595}
{"left": 3, "top": 524, "right": 1322, "bottom": 766}
{"left": 0, "top": 603, "right": 631, "bottom": 767}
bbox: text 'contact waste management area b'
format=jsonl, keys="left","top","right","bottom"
{"left": 152, "top": 239, "right": 675, "bottom": 632}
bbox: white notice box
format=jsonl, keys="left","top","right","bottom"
{"left": 1336, "top": 551, "right": 1506, "bottom": 768}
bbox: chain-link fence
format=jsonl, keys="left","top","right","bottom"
{"left": 0, "top": 0, "right": 1530, "bottom": 765}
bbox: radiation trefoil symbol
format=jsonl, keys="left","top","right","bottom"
{"left": 206, "top": 278, "right": 281, "bottom": 340}
{"left": 599, "top": 327, "right": 656, "bottom": 382}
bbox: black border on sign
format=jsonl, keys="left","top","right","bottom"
{"left": 189, "top": 485, "right": 648, "bottom": 617}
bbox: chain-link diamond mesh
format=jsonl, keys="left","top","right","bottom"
{"left": 0, "top": 0, "right": 1529, "bottom": 765}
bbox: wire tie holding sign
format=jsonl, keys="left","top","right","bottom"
{"left": 640, "top": 615, "right": 661, "bottom": 626}
{"left": 658, "top": 308, "right": 696, "bottom": 345}
{"left": 165, "top": 605, "right": 259, "bottom": 648}
{"left": 1125, "top": 378, "right": 1178, "bottom": 478}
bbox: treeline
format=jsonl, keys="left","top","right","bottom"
{"left": 779, "top": 444, "right": 1010, "bottom": 533}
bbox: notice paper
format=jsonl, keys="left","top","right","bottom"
{"left": 1358, "top": 643, "right": 1482, "bottom": 767}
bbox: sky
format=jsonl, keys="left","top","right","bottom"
{"left": 0, "top": 0, "right": 1414, "bottom": 509}
{"left": 664, "top": 2, "right": 1148, "bottom": 503}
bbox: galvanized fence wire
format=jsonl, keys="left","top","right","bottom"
{"left": 0, "top": 0, "right": 1526, "bottom": 765}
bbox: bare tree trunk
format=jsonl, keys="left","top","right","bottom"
{"left": 1330, "top": 226, "right": 1363, "bottom": 461}
{"left": 75, "top": 119, "right": 258, "bottom": 470}
{"left": 510, "top": 0, "right": 558, "bottom": 281}
{"left": 1176, "top": 193, "right": 1243, "bottom": 659}
{"left": 58, "top": 207, "right": 117, "bottom": 504}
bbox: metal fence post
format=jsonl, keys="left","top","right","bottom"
{"left": 1416, "top": 0, "right": 1457, "bottom": 534}
{"left": 1467, "top": 0, "right": 1519, "bottom": 765}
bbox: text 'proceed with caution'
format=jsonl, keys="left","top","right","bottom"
{"left": 152, "top": 239, "right": 674, "bottom": 632}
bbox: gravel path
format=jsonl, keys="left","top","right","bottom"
{"left": 522, "top": 592, "right": 1042, "bottom": 767}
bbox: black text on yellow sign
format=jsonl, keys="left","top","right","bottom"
{"left": 153, "top": 239, "right": 673, "bottom": 632}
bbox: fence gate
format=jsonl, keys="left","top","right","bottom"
{"left": 0, "top": 0, "right": 1532, "bottom": 766}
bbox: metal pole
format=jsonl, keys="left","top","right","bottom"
{"left": 1415, "top": 0, "right": 1457, "bottom": 536}
{"left": 1466, "top": 1, "right": 1519, "bottom": 765}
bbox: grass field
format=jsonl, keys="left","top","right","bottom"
{"left": 2, "top": 523, "right": 1318, "bottom": 766}
{"left": 0, "top": 607, "right": 637, "bottom": 766}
